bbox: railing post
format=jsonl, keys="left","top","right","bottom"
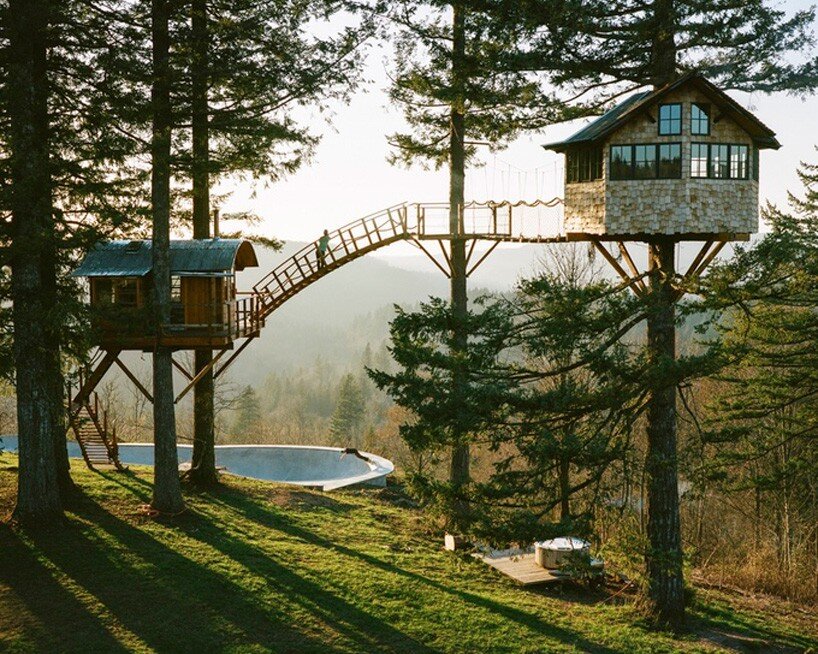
{"left": 508, "top": 203, "right": 513, "bottom": 236}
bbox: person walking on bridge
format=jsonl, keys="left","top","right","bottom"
{"left": 317, "top": 229, "right": 330, "bottom": 269}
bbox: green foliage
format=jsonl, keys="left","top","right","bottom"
{"left": 231, "top": 385, "right": 263, "bottom": 436}
{"left": 380, "top": 1, "right": 576, "bottom": 170}
{"left": 505, "top": 0, "right": 818, "bottom": 95}
{"left": 330, "top": 373, "right": 366, "bottom": 444}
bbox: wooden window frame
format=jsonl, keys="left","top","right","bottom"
{"left": 609, "top": 143, "right": 682, "bottom": 180}
{"left": 658, "top": 103, "right": 682, "bottom": 136}
{"left": 690, "top": 102, "right": 710, "bottom": 136}
{"left": 691, "top": 142, "right": 751, "bottom": 180}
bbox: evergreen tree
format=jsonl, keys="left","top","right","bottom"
{"left": 381, "top": 0, "right": 571, "bottom": 504}
{"left": 4, "top": 0, "right": 64, "bottom": 526}
{"left": 330, "top": 374, "right": 365, "bottom": 445}
{"left": 150, "top": 0, "right": 184, "bottom": 515}
{"left": 696, "top": 157, "right": 818, "bottom": 588}
{"left": 177, "top": 0, "right": 368, "bottom": 486}
{"left": 500, "top": 0, "right": 818, "bottom": 628}
{"left": 232, "top": 385, "right": 262, "bottom": 436}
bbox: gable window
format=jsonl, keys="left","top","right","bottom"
{"left": 566, "top": 147, "right": 603, "bottom": 183}
{"left": 609, "top": 143, "right": 682, "bottom": 180}
{"left": 658, "top": 103, "right": 682, "bottom": 135}
{"left": 691, "top": 103, "right": 710, "bottom": 135}
{"left": 691, "top": 143, "right": 751, "bottom": 179}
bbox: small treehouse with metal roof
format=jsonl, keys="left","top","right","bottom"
{"left": 545, "top": 73, "right": 780, "bottom": 240}
{"left": 73, "top": 238, "right": 262, "bottom": 350}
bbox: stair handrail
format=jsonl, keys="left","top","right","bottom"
{"left": 252, "top": 202, "right": 411, "bottom": 298}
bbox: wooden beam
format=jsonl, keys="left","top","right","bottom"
{"left": 464, "top": 238, "right": 478, "bottom": 269}
{"left": 616, "top": 241, "right": 647, "bottom": 295}
{"left": 115, "top": 357, "right": 153, "bottom": 403}
{"left": 683, "top": 240, "right": 714, "bottom": 279}
{"left": 466, "top": 241, "right": 501, "bottom": 277}
{"left": 214, "top": 336, "right": 256, "bottom": 381}
{"left": 437, "top": 239, "right": 453, "bottom": 271}
{"left": 691, "top": 240, "right": 727, "bottom": 279}
{"left": 171, "top": 357, "right": 193, "bottom": 381}
{"left": 73, "top": 349, "right": 120, "bottom": 408}
{"left": 591, "top": 239, "right": 645, "bottom": 298}
{"left": 410, "top": 237, "right": 451, "bottom": 278}
{"left": 174, "top": 348, "right": 228, "bottom": 403}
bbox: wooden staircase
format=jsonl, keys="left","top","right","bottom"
{"left": 68, "top": 389, "right": 125, "bottom": 471}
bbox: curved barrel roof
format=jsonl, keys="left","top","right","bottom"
{"left": 72, "top": 239, "right": 259, "bottom": 277}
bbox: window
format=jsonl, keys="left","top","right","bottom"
{"left": 710, "top": 144, "right": 730, "bottom": 179}
{"left": 113, "top": 278, "right": 138, "bottom": 307}
{"left": 691, "top": 103, "right": 710, "bottom": 135}
{"left": 566, "top": 147, "right": 603, "bottom": 183}
{"left": 658, "top": 103, "right": 682, "bottom": 135}
{"left": 634, "top": 144, "right": 657, "bottom": 178}
{"left": 609, "top": 145, "right": 633, "bottom": 180}
{"left": 731, "top": 145, "right": 749, "bottom": 179}
{"left": 658, "top": 143, "right": 682, "bottom": 178}
{"left": 691, "top": 143, "right": 708, "bottom": 178}
{"left": 691, "top": 143, "right": 752, "bottom": 180}
{"left": 609, "top": 143, "right": 681, "bottom": 180}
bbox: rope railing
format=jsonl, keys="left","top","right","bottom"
{"left": 252, "top": 199, "right": 565, "bottom": 317}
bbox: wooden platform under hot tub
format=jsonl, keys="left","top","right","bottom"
{"left": 471, "top": 548, "right": 560, "bottom": 586}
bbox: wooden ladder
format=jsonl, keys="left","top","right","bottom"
{"left": 68, "top": 390, "right": 125, "bottom": 471}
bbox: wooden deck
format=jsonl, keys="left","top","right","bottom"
{"left": 471, "top": 548, "right": 560, "bottom": 586}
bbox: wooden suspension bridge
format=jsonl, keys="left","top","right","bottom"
{"left": 67, "top": 198, "right": 739, "bottom": 468}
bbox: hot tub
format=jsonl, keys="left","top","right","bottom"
{"left": 0, "top": 436, "right": 394, "bottom": 491}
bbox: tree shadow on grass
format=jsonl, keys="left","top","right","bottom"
{"left": 689, "top": 601, "right": 817, "bottom": 652}
{"left": 2, "top": 488, "right": 358, "bottom": 653}
{"left": 208, "top": 484, "right": 620, "bottom": 654}
{"left": 0, "top": 526, "right": 131, "bottom": 654}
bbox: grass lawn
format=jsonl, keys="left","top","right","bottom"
{"left": 1, "top": 452, "right": 816, "bottom": 654}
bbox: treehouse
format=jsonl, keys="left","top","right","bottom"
{"left": 72, "top": 239, "right": 262, "bottom": 350}
{"left": 545, "top": 73, "right": 780, "bottom": 239}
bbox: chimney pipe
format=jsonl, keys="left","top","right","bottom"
{"left": 212, "top": 208, "right": 219, "bottom": 238}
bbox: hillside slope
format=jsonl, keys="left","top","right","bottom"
{"left": 1, "top": 456, "right": 815, "bottom": 654}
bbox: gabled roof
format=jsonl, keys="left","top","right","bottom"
{"left": 544, "top": 72, "right": 780, "bottom": 152}
{"left": 72, "top": 239, "right": 259, "bottom": 277}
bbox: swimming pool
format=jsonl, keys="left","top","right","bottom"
{"left": 0, "top": 436, "right": 393, "bottom": 491}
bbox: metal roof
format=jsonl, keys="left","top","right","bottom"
{"left": 72, "top": 239, "right": 259, "bottom": 277}
{"left": 544, "top": 72, "right": 780, "bottom": 152}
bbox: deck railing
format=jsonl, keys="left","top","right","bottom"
{"left": 92, "top": 296, "right": 263, "bottom": 341}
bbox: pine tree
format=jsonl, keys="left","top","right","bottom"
{"left": 4, "top": 0, "right": 64, "bottom": 526}
{"left": 381, "top": 0, "right": 571, "bottom": 509}
{"left": 232, "top": 385, "right": 262, "bottom": 436}
{"left": 330, "top": 374, "right": 365, "bottom": 445}
{"left": 177, "top": 0, "right": 368, "bottom": 486}
{"left": 500, "top": 0, "right": 818, "bottom": 629}
{"left": 150, "top": 0, "right": 184, "bottom": 515}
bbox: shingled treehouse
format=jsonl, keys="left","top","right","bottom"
{"left": 545, "top": 73, "right": 780, "bottom": 239}
{"left": 73, "top": 238, "right": 262, "bottom": 350}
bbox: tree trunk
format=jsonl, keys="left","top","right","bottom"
{"left": 644, "top": 238, "right": 684, "bottom": 630}
{"left": 448, "top": 1, "right": 469, "bottom": 500}
{"left": 559, "top": 456, "right": 571, "bottom": 521}
{"left": 188, "top": 0, "right": 218, "bottom": 487}
{"left": 151, "top": 0, "right": 184, "bottom": 515}
{"left": 8, "top": 0, "right": 64, "bottom": 527}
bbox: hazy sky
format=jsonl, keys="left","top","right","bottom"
{"left": 216, "top": 1, "right": 818, "bottom": 252}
